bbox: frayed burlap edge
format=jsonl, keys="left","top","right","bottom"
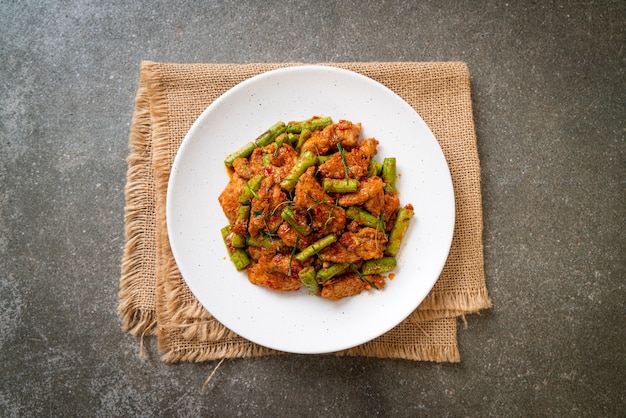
{"left": 159, "top": 334, "right": 279, "bottom": 363}
{"left": 118, "top": 69, "right": 158, "bottom": 337}
{"left": 411, "top": 287, "right": 492, "bottom": 322}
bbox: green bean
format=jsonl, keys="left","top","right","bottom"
{"left": 367, "top": 160, "right": 383, "bottom": 177}
{"left": 295, "top": 129, "right": 311, "bottom": 151}
{"left": 294, "top": 234, "right": 337, "bottom": 262}
{"left": 382, "top": 157, "right": 397, "bottom": 193}
{"left": 285, "top": 116, "right": 332, "bottom": 134}
{"left": 239, "top": 174, "right": 263, "bottom": 204}
{"left": 220, "top": 225, "right": 233, "bottom": 247}
{"left": 275, "top": 133, "right": 298, "bottom": 148}
{"left": 346, "top": 206, "right": 379, "bottom": 228}
{"left": 279, "top": 149, "right": 319, "bottom": 192}
{"left": 262, "top": 148, "right": 271, "bottom": 167}
{"left": 385, "top": 206, "right": 414, "bottom": 256}
{"left": 287, "top": 133, "right": 299, "bottom": 146}
{"left": 246, "top": 235, "right": 285, "bottom": 251}
{"left": 230, "top": 248, "right": 251, "bottom": 271}
{"left": 299, "top": 266, "right": 319, "bottom": 294}
{"left": 360, "top": 257, "right": 396, "bottom": 275}
{"left": 232, "top": 205, "right": 251, "bottom": 247}
{"left": 281, "top": 206, "right": 312, "bottom": 236}
{"left": 323, "top": 178, "right": 359, "bottom": 193}
{"left": 254, "top": 121, "right": 286, "bottom": 147}
{"left": 316, "top": 262, "right": 349, "bottom": 282}
{"left": 220, "top": 225, "right": 250, "bottom": 270}
{"left": 235, "top": 205, "right": 250, "bottom": 224}
{"left": 224, "top": 142, "right": 257, "bottom": 168}
{"left": 230, "top": 233, "right": 246, "bottom": 248}
{"left": 317, "top": 155, "right": 331, "bottom": 164}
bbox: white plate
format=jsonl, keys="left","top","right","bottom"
{"left": 167, "top": 65, "right": 455, "bottom": 354}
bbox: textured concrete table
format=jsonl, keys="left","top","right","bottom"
{"left": 1, "top": 1, "right": 624, "bottom": 416}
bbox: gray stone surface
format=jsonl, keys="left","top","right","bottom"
{"left": 1, "top": 1, "right": 624, "bottom": 416}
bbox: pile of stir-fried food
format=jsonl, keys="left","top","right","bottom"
{"left": 219, "top": 117, "right": 413, "bottom": 300}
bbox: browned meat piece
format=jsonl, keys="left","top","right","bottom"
{"left": 316, "top": 137, "right": 377, "bottom": 180}
{"left": 320, "top": 273, "right": 386, "bottom": 300}
{"left": 256, "top": 253, "right": 304, "bottom": 278}
{"left": 333, "top": 119, "right": 362, "bottom": 148}
{"left": 232, "top": 157, "right": 253, "bottom": 179}
{"left": 247, "top": 263, "right": 301, "bottom": 292}
{"left": 300, "top": 120, "right": 362, "bottom": 155}
{"left": 247, "top": 245, "right": 275, "bottom": 262}
{"left": 246, "top": 146, "right": 266, "bottom": 176}
{"left": 337, "top": 176, "right": 385, "bottom": 216}
{"left": 382, "top": 192, "right": 400, "bottom": 230}
{"left": 277, "top": 222, "right": 318, "bottom": 249}
{"left": 339, "top": 227, "right": 387, "bottom": 260}
{"left": 244, "top": 144, "right": 298, "bottom": 183}
{"left": 319, "top": 227, "right": 387, "bottom": 263}
{"left": 247, "top": 177, "right": 287, "bottom": 237}
{"left": 358, "top": 137, "right": 379, "bottom": 158}
{"left": 269, "top": 143, "right": 299, "bottom": 172}
{"left": 317, "top": 147, "right": 370, "bottom": 179}
{"left": 218, "top": 173, "right": 247, "bottom": 223}
{"left": 318, "top": 241, "right": 362, "bottom": 264}
{"left": 300, "top": 131, "right": 332, "bottom": 156}
{"left": 293, "top": 169, "right": 346, "bottom": 236}
{"left": 346, "top": 219, "right": 360, "bottom": 232}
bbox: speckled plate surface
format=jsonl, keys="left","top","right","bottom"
{"left": 166, "top": 66, "right": 454, "bottom": 354}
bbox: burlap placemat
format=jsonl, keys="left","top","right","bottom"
{"left": 118, "top": 61, "right": 491, "bottom": 363}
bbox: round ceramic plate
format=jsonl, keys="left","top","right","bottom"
{"left": 167, "top": 66, "right": 455, "bottom": 354}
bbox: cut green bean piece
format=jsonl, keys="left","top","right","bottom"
{"left": 276, "top": 133, "right": 298, "bottom": 147}
{"left": 246, "top": 235, "right": 284, "bottom": 251}
{"left": 230, "top": 233, "right": 246, "bottom": 248}
{"left": 385, "top": 206, "right": 414, "bottom": 256}
{"left": 254, "top": 121, "right": 286, "bottom": 147}
{"left": 360, "top": 257, "right": 396, "bottom": 275}
{"left": 236, "top": 205, "right": 250, "bottom": 224}
{"left": 279, "top": 149, "right": 319, "bottom": 192}
{"left": 288, "top": 133, "right": 299, "bottom": 145}
{"left": 274, "top": 133, "right": 288, "bottom": 148}
{"left": 286, "top": 116, "right": 332, "bottom": 134}
{"left": 295, "top": 129, "right": 311, "bottom": 151}
{"left": 262, "top": 148, "right": 271, "bottom": 167}
{"left": 230, "top": 248, "right": 251, "bottom": 271}
{"left": 224, "top": 142, "right": 257, "bottom": 168}
{"left": 316, "top": 262, "right": 349, "bottom": 282}
{"left": 367, "top": 160, "right": 383, "bottom": 177}
{"left": 299, "top": 266, "right": 319, "bottom": 294}
{"left": 239, "top": 174, "right": 263, "bottom": 204}
{"left": 382, "top": 157, "right": 397, "bottom": 193}
{"left": 294, "top": 234, "right": 337, "bottom": 262}
{"left": 221, "top": 225, "right": 250, "bottom": 270}
{"left": 317, "top": 155, "right": 331, "bottom": 164}
{"left": 281, "top": 206, "right": 312, "bottom": 236}
{"left": 323, "top": 178, "right": 359, "bottom": 193}
{"left": 382, "top": 158, "right": 396, "bottom": 193}
{"left": 221, "top": 225, "right": 234, "bottom": 250}
{"left": 346, "top": 206, "right": 379, "bottom": 228}
{"left": 232, "top": 205, "right": 250, "bottom": 245}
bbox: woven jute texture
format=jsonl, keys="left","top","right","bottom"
{"left": 118, "top": 61, "right": 491, "bottom": 363}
